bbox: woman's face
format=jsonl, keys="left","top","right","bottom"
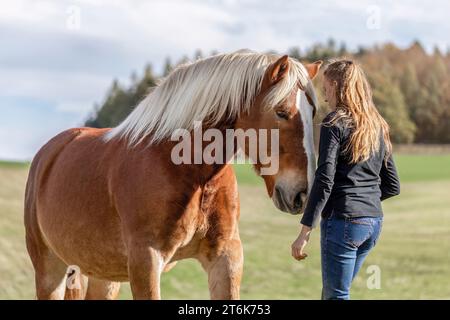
{"left": 323, "top": 77, "right": 337, "bottom": 109}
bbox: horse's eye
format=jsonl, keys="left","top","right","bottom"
{"left": 276, "top": 110, "right": 289, "bottom": 120}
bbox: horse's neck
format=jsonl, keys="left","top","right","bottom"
{"left": 145, "top": 125, "right": 236, "bottom": 186}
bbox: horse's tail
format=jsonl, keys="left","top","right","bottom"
{"left": 24, "top": 129, "right": 85, "bottom": 299}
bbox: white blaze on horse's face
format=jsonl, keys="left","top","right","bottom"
{"left": 297, "top": 89, "right": 316, "bottom": 196}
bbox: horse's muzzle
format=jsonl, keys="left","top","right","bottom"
{"left": 273, "top": 185, "right": 307, "bottom": 215}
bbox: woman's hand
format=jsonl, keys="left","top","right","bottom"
{"left": 291, "top": 225, "right": 312, "bottom": 261}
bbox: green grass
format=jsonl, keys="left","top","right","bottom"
{"left": 395, "top": 155, "right": 450, "bottom": 182}
{"left": 1, "top": 155, "right": 450, "bottom": 299}
{"left": 233, "top": 163, "right": 262, "bottom": 185}
{"left": 234, "top": 154, "right": 450, "bottom": 185}
{"left": 0, "top": 161, "right": 29, "bottom": 169}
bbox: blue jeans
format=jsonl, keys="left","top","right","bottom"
{"left": 320, "top": 214, "right": 383, "bottom": 300}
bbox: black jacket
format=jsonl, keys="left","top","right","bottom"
{"left": 301, "top": 112, "right": 400, "bottom": 228}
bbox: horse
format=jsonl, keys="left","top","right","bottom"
{"left": 24, "top": 50, "right": 322, "bottom": 300}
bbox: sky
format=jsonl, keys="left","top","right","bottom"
{"left": 0, "top": 0, "right": 449, "bottom": 161}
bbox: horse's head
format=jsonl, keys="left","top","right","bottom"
{"left": 235, "top": 55, "right": 322, "bottom": 214}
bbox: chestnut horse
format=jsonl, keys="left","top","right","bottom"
{"left": 24, "top": 50, "right": 321, "bottom": 300}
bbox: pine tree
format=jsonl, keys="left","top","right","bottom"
{"left": 163, "top": 57, "right": 173, "bottom": 77}
{"left": 371, "top": 74, "right": 416, "bottom": 143}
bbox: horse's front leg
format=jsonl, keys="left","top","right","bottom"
{"left": 199, "top": 239, "right": 244, "bottom": 300}
{"left": 127, "top": 239, "right": 164, "bottom": 300}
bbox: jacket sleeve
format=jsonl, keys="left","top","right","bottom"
{"left": 380, "top": 154, "right": 400, "bottom": 201}
{"left": 301, "top": 124, "right": 341, "bottom": 228}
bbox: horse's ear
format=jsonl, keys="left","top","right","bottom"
{"left": 304, "top": 60, "right": 323, "bottom": 80}
{"left": 267, "top": 55, "right": 290, "bottom": 85}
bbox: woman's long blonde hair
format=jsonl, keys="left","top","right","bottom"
{"left": 323, "top": 59, "right": 392, "bottom": 163}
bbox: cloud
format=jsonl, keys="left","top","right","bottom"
{"left": 0, "top": 0, "right": 448, "bottom": 160}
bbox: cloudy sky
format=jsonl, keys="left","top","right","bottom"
{"left": 0, "top": 0, "right": 448, "bottom": 160}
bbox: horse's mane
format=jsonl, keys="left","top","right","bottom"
{"left": 105, "top": 50, "right": 313, "bottom": 146}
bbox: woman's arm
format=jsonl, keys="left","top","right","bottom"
{"left": 380, "top": 154, "right": 400, "bottom": 200}
{"left": 291, "top": 123, "right": 340, "bottom": 261}
{"left": 300, "top": 123, "right": 341, "bottom": 228}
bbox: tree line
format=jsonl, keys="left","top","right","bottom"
{"left": 85, "top": 40, "right": 450, "bottom": 144}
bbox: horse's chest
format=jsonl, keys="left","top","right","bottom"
{"left": 170, "top": 185, "right": 219, "bottom": 255}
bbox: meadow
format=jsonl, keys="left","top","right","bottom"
{"left": 0, "top": 154, "right": 449, "bottom": 299}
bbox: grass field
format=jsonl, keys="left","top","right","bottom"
{"left": 0, "top": 154, "right": 449, "bottom": 299}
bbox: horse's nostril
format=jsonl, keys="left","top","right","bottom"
{"left": 274, "top": 186, "right": 305, "bottom": 213}
{"left": 293, "top": 192, "right": 303, "bottom": 210}
{"left": 275, "top": 186, "right": 282, "bottom": 201}
{"left": 274, "top": 186, "right": 289, "bottom": 212}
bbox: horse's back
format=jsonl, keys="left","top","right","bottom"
{"left": 25, "top": 128, "right": 87, "bottom": 237}
{"left": 25, "top": 127, "right": 109, "bottom": 217}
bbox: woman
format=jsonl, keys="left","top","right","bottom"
{"left": 291, "top": 59, "right": 400, "bottom": 300}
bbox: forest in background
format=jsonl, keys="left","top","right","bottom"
{"left": 85, "top": 40, "right": 450, "bottom": 144}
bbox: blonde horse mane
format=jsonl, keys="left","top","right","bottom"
{"left": 105, "top": 50, "right": 313, "bottom": 146}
